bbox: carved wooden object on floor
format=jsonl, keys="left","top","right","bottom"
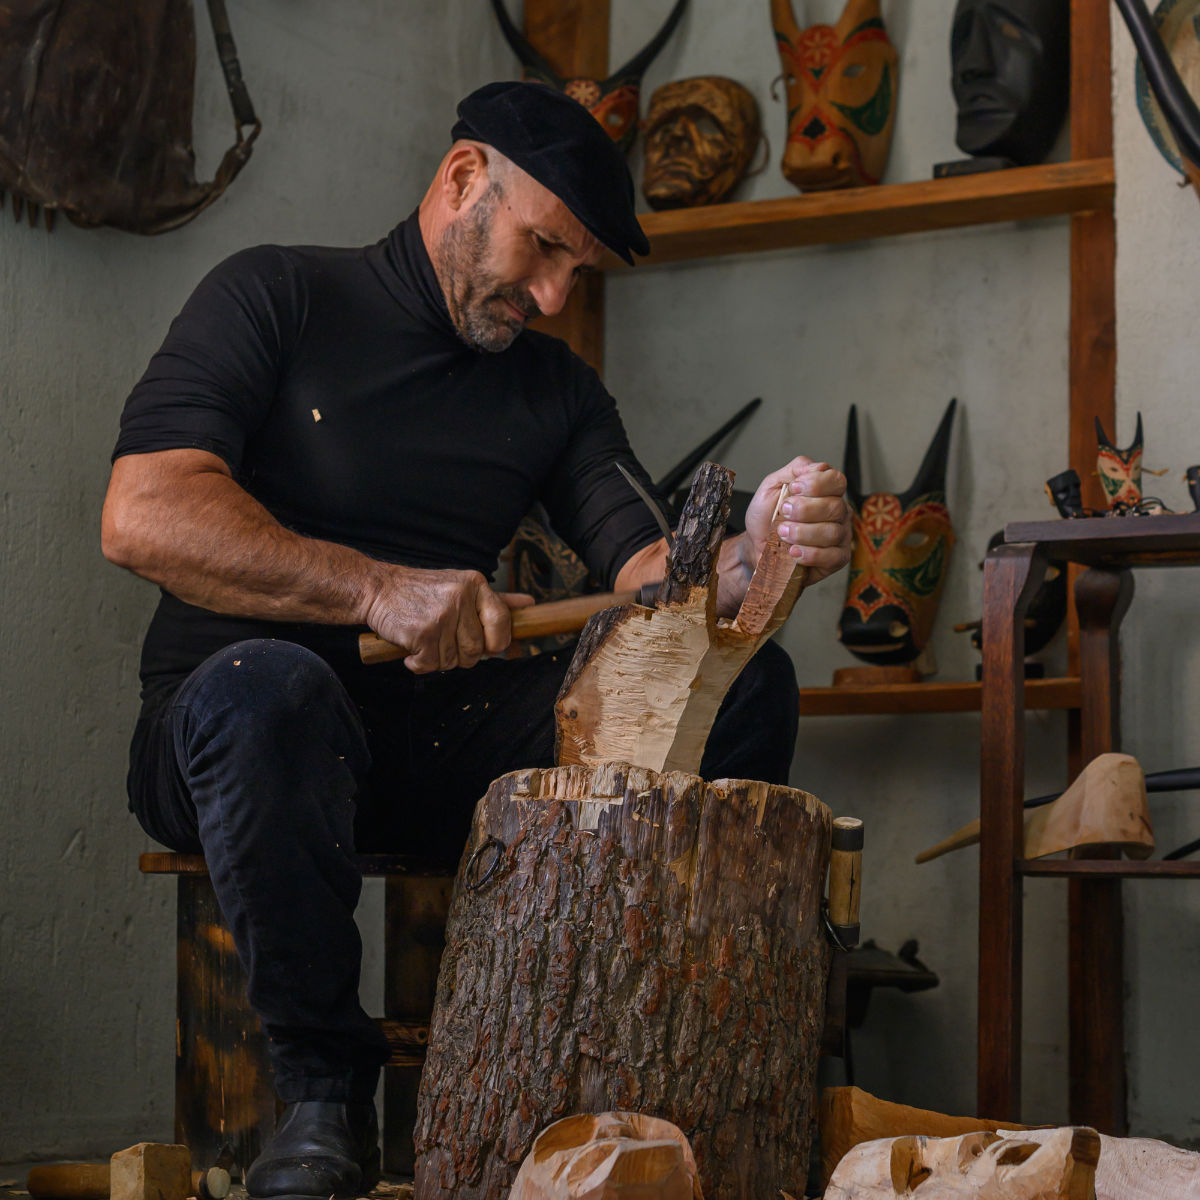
{"left": 413, "top": 763, "right": 832, "bottom": 1200}
{"left": 509, "top": 1112, "right": 703, "bottom": 1200}
{"left": 826, "top": 1126, "right": 1101, "bottom": 1200}
{"left": 916, "top": 753, "right": 1153, "bottom": 864}
{"left": 556, "top": 462, "right": 804, "bottom": 772}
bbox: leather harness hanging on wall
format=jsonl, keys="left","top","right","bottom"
{"left": 0, "top": 0, "right": 260, "bottom": 233}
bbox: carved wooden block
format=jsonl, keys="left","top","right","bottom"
{"left": 509, "top": 1112, "right": 702, "bottom": 1200}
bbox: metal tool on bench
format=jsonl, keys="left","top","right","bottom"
{"left": 27, "top": 1144, "right": 231, "bottom": 1200}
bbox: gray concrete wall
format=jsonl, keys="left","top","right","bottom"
{"left": 1112, "top": 12, "right": 1200, "bottom": 1148}
{"left": 0, "top": 0, "right": 509, "bottom": 1159}
{"left": 4, "top": 0, "right": 1196, "bottom": 1162}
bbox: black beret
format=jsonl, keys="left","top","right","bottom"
{"left": 452, "top": 81, "right": 649, "bottom": 266}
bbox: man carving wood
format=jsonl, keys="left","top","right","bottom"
{"left": 100, "top": 81, "right": 851, "bottom": 1200}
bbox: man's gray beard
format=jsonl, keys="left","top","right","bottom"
{"left": 434, "top": 183, "right": 539, "bottom": 353}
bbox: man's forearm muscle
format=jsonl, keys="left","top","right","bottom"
{"left": 101, "top": 448, "right": 523, "bottom": 674}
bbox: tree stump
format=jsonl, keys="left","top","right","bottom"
{"left": 413, "top": 762, "right": 833, "bottom": 1200}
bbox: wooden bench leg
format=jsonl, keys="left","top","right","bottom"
{"left": 383, "top": 876, "right": 454, "bottom": 1175}
{"left": 176, "top": 875, "right": 277, "bottom": 1175}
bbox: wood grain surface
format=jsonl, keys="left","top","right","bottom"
{"left": 413, "top": 763, "right": 833, "bottom": 1200}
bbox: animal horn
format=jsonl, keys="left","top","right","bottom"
{"left": 605, "top": 0, "right": 689, "bottom": 86}
{"left": 1113, "top": 0, "right": 1200, "bottom": 171}
{"left": 900, "top": 399, "right": 957, "bottom": 507}
{"left": 770, "top": 0, "right": 803, "bottom": 42}
{"left": 1095, "top": 416, "right": 1115, "bottom": 451}
{"left": 1133, "top": 411, "right": 1144, "bottom": 452}
{"left": 490, "top": 0, "right": 563, "bottom": 87}
{"left": 1096, "top": 413, "right": 1144, "bottom": 455}
{"left": 843, "top": 405, "right": 865, "bottom": 511}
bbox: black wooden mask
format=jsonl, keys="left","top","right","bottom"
{"left": 950, "top": 0, "right": 1069, "bottom": 165}
{"left": 490, "top": 0, "right": 688, "bottom": 155}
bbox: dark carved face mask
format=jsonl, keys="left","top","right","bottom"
{"left": 642, "top": 76, "right": 761, "bottom": 210}
{"left": 839, "top": 401, "right": 958, "bottom": 667}
{"left": 0, "top": 0, "right": 258, "bottom": 234}
{"left": 951, "top": 0, "right": 1069, "bottom": 165}
{"left": 490, "top": 0, "right": 688, "bottom": 155}
{"left": 771, "top": 0, "right": 900, "bottom": 190}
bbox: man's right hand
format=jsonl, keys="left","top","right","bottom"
{"left": 364, "top": 566, "right": 533, "bottom": 674}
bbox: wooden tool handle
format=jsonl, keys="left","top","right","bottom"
{"left": 829, "top": 816, "right": 863, "bottom": 945}
{"left": 358, "top": 590, "right": 639, "bottom": 665}
{"left": 27, "top": 1166, "right": 110, "bottom": 1200}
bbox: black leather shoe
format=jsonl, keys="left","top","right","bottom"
{"left": 246, "top": 1101, "right": 381, "bottom": 1200}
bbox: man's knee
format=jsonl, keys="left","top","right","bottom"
{"left": 175, "top": 640, "right": 367, "bottom": 766}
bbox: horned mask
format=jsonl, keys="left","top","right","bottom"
{"left": 840, "top": 401, "right": 957, "bottom": 667}
{"left": 491, "top": 0, "right": 688, "bottom": 154}
{"left": 1096, "top": 414, "right": 1144, "bottom": 509}
{"left": 642, "top": 77, "right": 762, "bottom": 210}
{"left": 770, "top": 0, "right": 899, "bottom": 190}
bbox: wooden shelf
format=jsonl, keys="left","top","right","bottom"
{"left": 1019, "top": 859, "right": 1200, "bottom": 878}
{"left": 797, "top": 676, "right": 1081, "bottom": 716}
{"left": 600, "top": 159, "right": 1114, "bottom": 269}
{"left": 1004, "top": 511, "right": 1200, "bottom": 568}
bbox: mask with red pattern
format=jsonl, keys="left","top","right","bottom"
{"left": 1095, "top": 415, "right": 1144, "bottom": 508}
{"left": 771, "top": 0, "right": 900, "bottom": 190}
{"left": 840, "top": 401, "right": 957, "bottom": 667}
{"left": 490, "top": 0, "right": 688, "bottom": 155}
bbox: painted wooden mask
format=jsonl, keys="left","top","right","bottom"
{"left": 770, "top": 0, "right": 899, "bottom": 190}
{"left": 1096, "top": 414, "right": 1144, "bottom": 508}
{"left": 840, "top": 401, "right": 957, "bottom": 666}
{"left": 642, "top": 77, "right": 761, "bottom": 210}
{"left": 491, "top": 0, "right": 688, "bottom": 154}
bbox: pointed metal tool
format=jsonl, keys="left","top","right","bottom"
{"left": 615, "top": 461, "right": 674, "bottom": 549}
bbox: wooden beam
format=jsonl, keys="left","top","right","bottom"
{"left": 523, "top": 0, "right": 610, "bottom": 374}
{"left": 596, "top": 160, "right": 1114, "bottom": 269}
{"left": 1069, "top": 568, "right": 1134, "bottom": 1136}
{"left": 797, "top": 677, "right": 1081, "bottom": 717}
{"left": 977, "top": 544, "right": 1047, "bottom": 1121}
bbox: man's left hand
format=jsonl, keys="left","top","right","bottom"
{"left": 743, "top": 456, "right": 853, "bottom": 587}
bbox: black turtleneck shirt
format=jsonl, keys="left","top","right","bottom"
{"left": 114, "top": 213, "right": 664, "bottom": 708}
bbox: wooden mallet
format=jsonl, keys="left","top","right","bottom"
{"left": 27, "top": 1145, "right": 229, "bottom": 1200}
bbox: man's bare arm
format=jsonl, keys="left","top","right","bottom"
{"left": 101, "top": 448, "right": 529, "bottom": 673}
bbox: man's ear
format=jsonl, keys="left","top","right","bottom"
{"left": 442, "top": 143, "right": 488, "bottom": 212}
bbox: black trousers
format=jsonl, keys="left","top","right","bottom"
{"left": 128, "top": 637, "right": 800, "bottom": 1102}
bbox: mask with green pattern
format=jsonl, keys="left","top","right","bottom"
{"left": 839, "top": 401, "right": 957, "bottom": 667}
{"left": 771, "top": 0, "right": 900, "bottom": 190}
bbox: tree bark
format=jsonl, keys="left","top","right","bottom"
{"left": 414, "top": 762, "right": 833, "bottom": 1200}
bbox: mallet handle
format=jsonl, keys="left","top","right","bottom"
{"left": 27, "top": 1166, "right": 109, "bottom": 1200}
{"left": 359, "top": 590, "right": 640, "bottom": 665}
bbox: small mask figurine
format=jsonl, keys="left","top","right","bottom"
{"left": 770, "top": 0, "right": 900, "bottom": 191}
{"left": 491, "top": 0, "right": 688, "bottom": 154}
{"left": 1096, "top": 414, "right": 1144, "bottom": 508}
{"left": 840, "top": 400, "right": 957, "bottom": 667}
{"left": 642, "top": 77, "right": 762, "bottom": 210}
{"left": 951, "top": 0, "right": 1070, "bottom": 166}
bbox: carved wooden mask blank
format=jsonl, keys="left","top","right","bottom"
{"left": 642, "top": 76, "right": 761, "bottom": 210}
{"left": 509, "top": 1112, "right": 703, "bottom": 1200}
{"left": 770, "top": 0, "right": 900, "bottom": 190}
{"left": 1095, "top": 414, "right": 1144, "bottom": 508}
{"left": 840, "top": 401, "right": 957, "bottom": 666}
{"left": 490, "top": 0, "right": 688, "bottom": 154}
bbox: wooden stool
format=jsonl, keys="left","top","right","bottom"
{"left": 140, "top": 852, "right": 455, "bottom": 1177}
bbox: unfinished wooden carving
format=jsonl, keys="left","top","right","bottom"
{"left": 916, "top": 753, "right": 1154, "bottom": 864}
{"left": 826, "top": 1127, "right": 1100, "bottom": 1200}
{"left": 555, "top": 462, "right": 804, "bottom": 772}
{"left": 821, "top": 1086, "right": 1200, "bottom": 1200}
{"left": 509, "top": 1113, "right": 703, "bottom": 1200}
